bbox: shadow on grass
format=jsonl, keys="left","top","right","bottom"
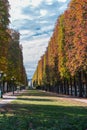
{"left": 16, "top": 90, "right": 83, "bottom": 99}
{"left": 0, "top": 102, "right": 87, "bottom": 130}
{"left": 20, "top": 90, "right": 58, "bottom": 97}
{"left": 17, "top": 98, "right": 54, "bottom": 102}
{"left": 3, "top": 97, "right": 53, "bottom": 102}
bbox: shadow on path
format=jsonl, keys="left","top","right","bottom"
{"left": 0, "top": 102, "right": 87, "bottom": 129}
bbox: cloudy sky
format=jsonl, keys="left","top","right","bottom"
{"left": 8, "top": 0, "right": 70, "bottom": 79}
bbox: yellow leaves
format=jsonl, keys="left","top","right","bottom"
{"left": 0, "top": 57, "right": 7, "bottom": 72}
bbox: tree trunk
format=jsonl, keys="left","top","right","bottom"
{"left": 78, "top": 71, "right": 83, "bottom": 97}
{"left": 70, "top": 76, "right": 73, "bottom": 95}
{"left": 84, "top": 72, "right": 87, "bottom": 98}
{"left": 66, "top": 79, "right": 69, "bottom": 95}
{"left": 63, "top": 79, "right": 66, "bottom": 94}
{"left": 74, "top": 76, "right": 77, "bottom": 96}
{"left": 60, "top": 80, "right": 63, "bottom": 94}
{"left": 57, "top": 82, "right": 59, "bottom": 94}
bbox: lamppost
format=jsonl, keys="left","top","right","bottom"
{"left": 11, "top": 76, "right": 16, "bottom": 95}
{"left": 0, "top": 71, "right": 3, "bottom": 98}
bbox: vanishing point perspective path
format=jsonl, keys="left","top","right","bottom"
{"left": 0, "top": 89, "right": 87, "bottom": 108}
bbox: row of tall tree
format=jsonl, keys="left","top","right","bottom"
{"left": 0, "top": 0, "right": 27, "bottom": 87}
{"left": 32, "top": 0, "right": 87, "bottom": 97}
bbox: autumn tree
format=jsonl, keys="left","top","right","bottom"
{"left": 33, "top": 0, "right": 87, "bottom": 97}
{"left": 0, "top": 0, "right": 10, "bottom": 72}
{"left": 7, "top": 29, "right": 27, "bottom": 85}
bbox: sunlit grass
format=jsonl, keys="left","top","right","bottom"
{"left": 0, "top": 90, "right": 87, "bottom": 130}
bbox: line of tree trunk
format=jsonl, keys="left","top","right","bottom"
{"left": 35, "top": 71, "right": 87, "bottom": 98}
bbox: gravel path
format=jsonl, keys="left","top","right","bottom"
{"left": 0, "top": 90, "right": 26, "bottom": 108}
{"left": 72, "top": 98, "right": 87, "bottom": 104}
{"left": 45, "top": 91, "right": 87, "bottom": 104}
{"left": 0, "top": 90, "right": 87, "bottom": 108}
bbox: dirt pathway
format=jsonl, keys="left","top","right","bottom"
{"left": 45, "top": 91, "right": 87, "bottom": 104}
{"left": 0, "top": 90, "right": 87, "bottom": 108}
{"left": 0, "top": 90, "right": 26, "bottom": 108}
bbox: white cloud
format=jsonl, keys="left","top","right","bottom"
{"left": 40, "top": 10, "right": 47, "bottom": 16}
{"left": 8, "top": 0, "right": 70, "bottom": 79}
{"left": 45, "top": 0, "right": 53, "bottom": 5}
{"left": 9, "top": 0, "right": 42, "bottom": 23}
{"left": 59, "top": 3, "right": 68, "bottom": 12}
{"left": 57, "top": 0, "right": 67, "bottom": 2}
{"left": 9, "top": 0, "right": 30, "bottom": 21}
{"left": 20, "top": 30, "right": 34, "bottom": 36}
{"left": 39, "top": 20, "right": 48, "bottom": 24}
{"left": 41, "top": 25, "right": 54, "bottom": 32}
{"left": 9, "top": 0, "right": 43, "bottom": 8}
{"left": 29, "top": 0, "right": 43, "bottom": 7}
{"left": 22, "top": 37, "right": 49, "bottom": 64}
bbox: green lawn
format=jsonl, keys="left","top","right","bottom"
{"left": 0, "top": 90, "right": 87, "bottom": 130}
